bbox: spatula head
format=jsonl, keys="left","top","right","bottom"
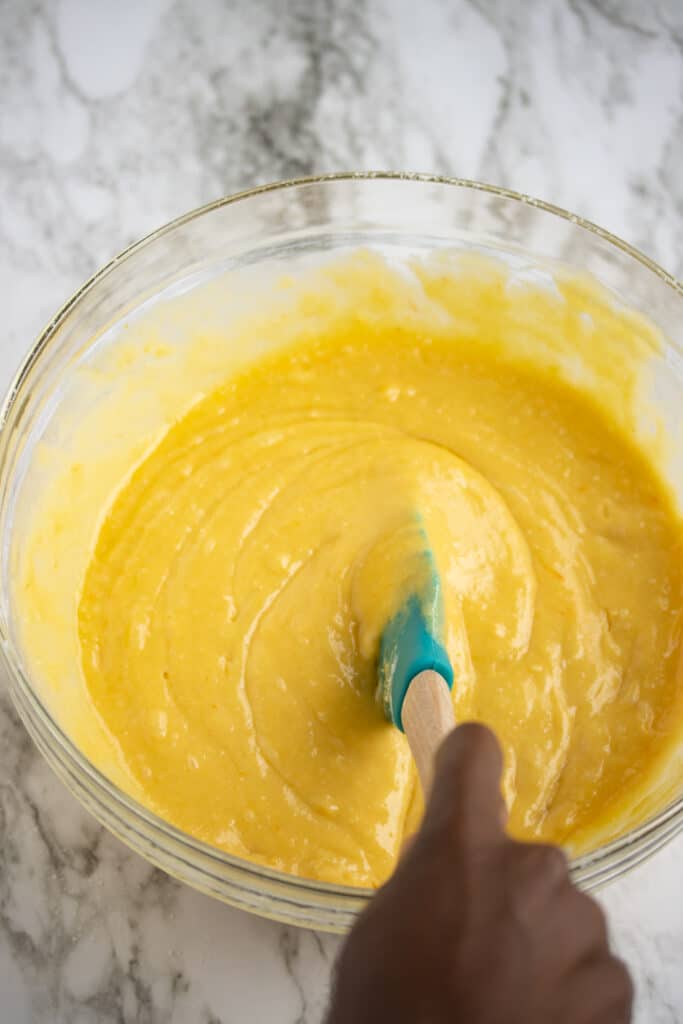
{"left": 378, "top": 545, "right": 453, "bottom": 731}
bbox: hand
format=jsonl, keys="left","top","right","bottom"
{"left": 326, "top": 723, "right": 633, "bottom": 1023}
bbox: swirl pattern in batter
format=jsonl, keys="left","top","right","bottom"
{"left": 76, "top": 261, "right": 683, "bottom": 886}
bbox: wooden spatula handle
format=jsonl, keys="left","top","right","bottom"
{"left": 402, "top": 669, "right": 455, "bottom": 797}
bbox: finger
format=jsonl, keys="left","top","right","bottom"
{"left": 423, "top": 722, "right": 506, "bottom": 848}
{"left": 561, "top": 956, "right": 633, "bottom": 1024}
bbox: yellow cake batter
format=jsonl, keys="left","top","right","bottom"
{"left": 20, "top": 252, "right": 683, "bottom": 887}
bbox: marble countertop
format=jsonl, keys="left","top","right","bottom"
{"left": 2, "top": 1, "right": 682, "bottom": 1020}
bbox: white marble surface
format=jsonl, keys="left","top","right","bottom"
{"left": 1, "top": 1, "right": 682, "bottom": 1020}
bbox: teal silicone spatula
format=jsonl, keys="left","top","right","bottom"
{"left": 379, "top": 544, "right": 455, "bottom": 795}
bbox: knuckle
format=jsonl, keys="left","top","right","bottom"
{"left": 575, "top": 891, "right": 609, "bottom": 943}
{"left": 513, "top": 842, "right": 568, "bottom": 889}
{"left": 537, "top": 843, "right": 569, "bottom": 881}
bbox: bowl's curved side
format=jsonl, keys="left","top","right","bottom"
{"left": 1, "top": 173, "right": 682, "bottom": 932}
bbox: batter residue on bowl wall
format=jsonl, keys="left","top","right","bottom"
{"left": 19, "top": 252, "right": 683, "bottom": 886}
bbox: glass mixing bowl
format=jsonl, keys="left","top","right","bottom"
{"left": 1, "top": 174, "right": 682, "bottom": 932}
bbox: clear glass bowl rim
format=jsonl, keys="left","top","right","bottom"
{"left": 2, "top": 171, "right": 682, "bottom": 929}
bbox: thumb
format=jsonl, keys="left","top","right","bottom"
{"left": 422, "top": 722, "right": 507, "bottom": 848}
